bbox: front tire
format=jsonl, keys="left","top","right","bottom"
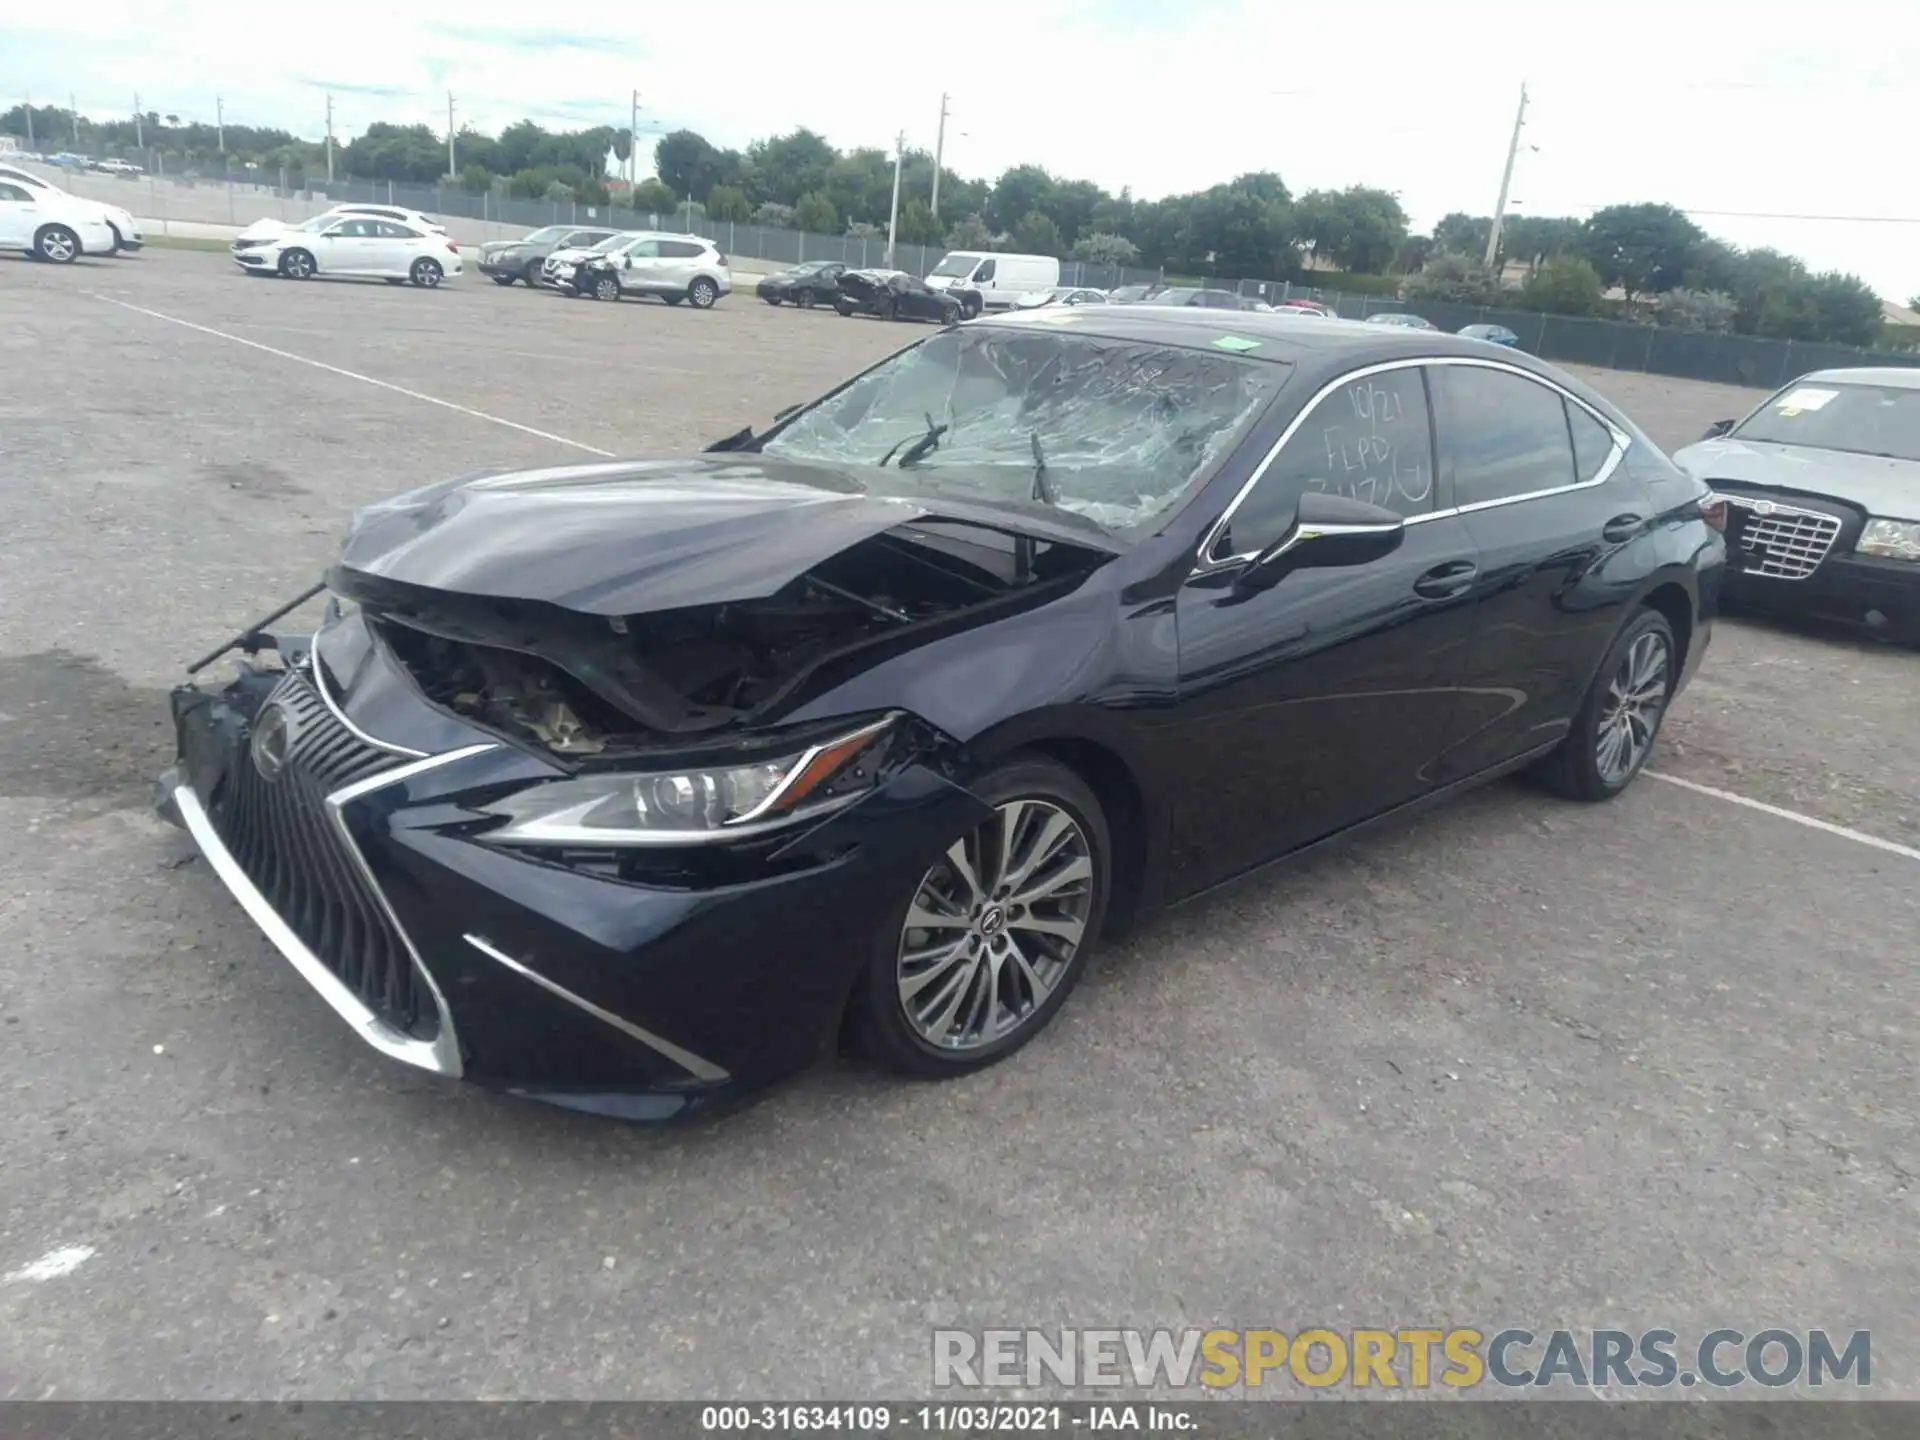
{"left": 279, "top": 247, "right": 316, "bottom": 279}
{"left": 410, "top": 257, "right": 443, "bottom": 288}
{"left": 491, "top": 273, "right": 518, "bottom": 286}
{"left": 687, "top": 277, "right": 719, "bottom": 309}
{"left": 796, "top": 288, "right": 816, "bottom": 310}
{"left": 592, "top": 274, "right": 621, "bottom": 302}
{"left": 850, "top": 755, "right": 1110, "bottom": 1078}
{"left": 523, "top": 260, "right": 545, "bottom": 286}
{"left": 35, "top": 225, "right": 82, "bottom": 264}
{"left": 1532, "top": 608, "right": 1678, "bottom": 801}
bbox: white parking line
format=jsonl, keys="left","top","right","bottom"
{"left": 1646, "top": 771, "right": 1920, "bottom": 863}
{"left": 87, "top": 294, "right": 617, "bottom": 458}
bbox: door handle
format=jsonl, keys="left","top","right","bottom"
{"left": 1602, "top": 513, "right": 1645, "bottom": 543}
{"left": 1413, "top": 559, "right": 1478, "bottom": 599}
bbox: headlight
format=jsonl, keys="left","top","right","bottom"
{"left": 480, "top": 715, "right": 898, "bottom": 846}
{"left": 1857, "top": 518, "right": 1920, "bottom": 562}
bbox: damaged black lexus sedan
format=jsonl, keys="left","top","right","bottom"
{"left": 156, "top": 308, "right": 1725, "bottom": 1119}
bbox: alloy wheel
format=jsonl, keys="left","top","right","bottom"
{"left": 412, "top": 259, "right": 442, "bottom": 288}
{"left": 689, "top": 279, "right": 717, "bottom": 308}
{"left": 595, "top": 276, "right": 620, "bottom": 302}
{"left": 39, "top": 228, "right": 78, "bottom": 263}
{"left": 1595, "top": 631, "right": 1670, "bottom": 785}
{"left": 896, "top": 798, "right": 1094, "bottom": 1052}
{"left": 283, "top": 250, "right": 314, "bottom": 279}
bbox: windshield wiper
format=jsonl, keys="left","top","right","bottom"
{"left": 1029, "top": 431, "right": 1058, "bottom": 506}
{"left": 881, "top": 412, "right": 949, "bottom": 468}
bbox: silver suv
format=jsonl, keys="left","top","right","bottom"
{"left": 574, "top": 232, "right": 733, "bottom": 309}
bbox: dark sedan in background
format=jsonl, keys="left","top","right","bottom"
{"left": 1459, "top": 323, "right": 1521, "bottom": 348}
{"left": 156, "top": 308, "right": 1724, "bottom": 1119}
{"left": 1674, "top": 366, "right": 1920, "bottom": 642}
{"left": 1151, "top": 287, "right": 1262, "bottom": 310}
{"left": 757, "top": 259, "right": 848, "bottom": 307}
{"left": 477, "top": 224, "right": 617, "bottom": 287}
{"left": 834, "top": 269, "right": 963, "bottom": 323}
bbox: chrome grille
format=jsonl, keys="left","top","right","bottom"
{"left": 1719, "top": 494, "right": 1842, "bottom": 580}
{"left": 208, "top": 669, "right": 437, "bottom": 1038}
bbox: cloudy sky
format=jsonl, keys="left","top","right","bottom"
{"left": 5, "top": 0, "right": 1916, "bottom": 299}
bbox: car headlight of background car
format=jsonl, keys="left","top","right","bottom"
{"left": 1857, "top": 518, "right": 1920, "bottom": 562}
{"left": 479, "top": 714, "right": 900, "bottom": 845}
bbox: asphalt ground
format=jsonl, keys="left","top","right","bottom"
{"left": 1, "top": 248, "right": 1916, "bottom": 1400}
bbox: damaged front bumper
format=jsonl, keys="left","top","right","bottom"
{"left": 155, "top": 644, "right": 988, "bottom": 1119}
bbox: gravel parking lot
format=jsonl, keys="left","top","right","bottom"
{"left": 2, "top": 249, "right": 1916, "bottom": 1399}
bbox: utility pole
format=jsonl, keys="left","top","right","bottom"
{"left": 885, "top": 129, "right": 905, "bottom": 268}
{"left": 447, "top": 91, "right": 456, "bottom": 178}
{"left": 325, "top": 93, "right": 335, "bottom": 182}
{"left": 931, "top": 93, "right": 950, "bottom": 220}
{"left": 24, "top": 93, "right": 32, "bottom": 151}
{"left": 133, "top": 93, "right": 143, "bottom": 149}
{"left": 70, "top": 92, "right": 79, "bottom": 147}
{"left": 216, "top": 95, "right": 225, "bottom": 154}
{"left": 629, "top": 89, "right": 639, "bottom": 185}
{"left": 1482, "top": 81, "right": 1527, "bottom": 272}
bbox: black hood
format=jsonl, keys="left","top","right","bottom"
{"left": 332, "top": 456, "right": 1116, "bottom": 616}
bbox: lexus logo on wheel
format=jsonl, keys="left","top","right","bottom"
{"left": 250, "top": 703, "right": 294, "bottom": 783}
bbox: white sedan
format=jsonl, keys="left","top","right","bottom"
{"left": 231, "top": 213, "right": 463, "bottom": 286}
{"left": 0, "top": 162, "right": 143, "bottom": 251}
{"left": 232, "top": 203, "right": 449, "bottom": 246}
{"left": 0, "top": 179, "right": 119, "bottom": 262}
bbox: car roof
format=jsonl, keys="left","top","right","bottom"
{"left": 1797, "top": 367, "right": 1920, "bottom": 390}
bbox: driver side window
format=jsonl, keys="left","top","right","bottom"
{"left": 973, "top": 259, "right": 995, "bottom": 283}
{"left": 1218, "top": 365, "right": 1436, "bottom": 557}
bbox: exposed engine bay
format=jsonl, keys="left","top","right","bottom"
{"left": 350, "top": 519, "right": 1108, "bottom": 760}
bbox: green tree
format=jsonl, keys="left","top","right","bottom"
{"left": 458, "top": 163, "right": 492, "bottom": 195}
{"left": 1652, "top": 288, "right": 1738, "bottom": 332}
{"left": 794, "top": 190, "right": 838, "bottom": 235}
{"left": 1518, "top": 255, "right": 1604, "bottom": 315}
{"left": 895, "top": 198, "right": 943, "bottom": 246}
{"left": 1071, "top": 232, "right": 1140, "bottom": 266}
{"left": 945, "top": 213, "right": 996, "bottom": 250}
{"left": 1432, "top": 212, "right": 1492, "bottom": 258}
{"left": 655, "top": 129, "right": 728, "bottom": 202}
{"left": 744, "top": 127, "right": 836, "bottom": 206}
{"left": 1391, "top": 235, "right": 1434, "bottom": 273}
{"left": 1012, "top": 209, "right": 1063, "bottom": 255}
{"left": 706, "top": 184, "right": 751, "bottom": 222}
{"left": 1580, "top": 202, "right": 1703, "bottom": 301}
{"left": 988, "top": 165, "right": 1054, "bottom": 233}
{"left": 1293, "top": 185, "right": 1407, "bottom": 274}
{"left": 1501, "top": 215, "right": 1584, "bottom": 268}
{"left": 754, "top": 201, "right": 796, "bottom": 228}
{"left": 632, "top": 177, "right": 678, "bottom": 214}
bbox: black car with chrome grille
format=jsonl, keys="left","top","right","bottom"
{"left": 157, "top": 307, "right": 1724, "bottom": 1120}
{"left": 1674, "top": 366, "right": 1920, "bottom": 642}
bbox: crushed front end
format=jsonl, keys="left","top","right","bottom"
{"left": 155, "top": 597, "right": 993, "bottom": 1119}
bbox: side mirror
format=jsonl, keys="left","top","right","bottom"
{"left": 1703, "top": 418, "right": 1734, "bottom": 439}
{"left": 624, "top": 255, "right": 633, "bottom": 269}
{"left": 1232, "top": 492, "right": 1406, "bottom": 597}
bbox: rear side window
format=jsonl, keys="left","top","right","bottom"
{"left": 374, "top": 221, "right": 419, "bottom": 238}
{"left": 0, "top": 182, "right": 30, "bottom": 201}
{"left": 1222, "top": 365, "right": 1436, "bottom": 555}
{"left": 1431, "top": 364, "right": 1576, "bottom": 508}
{"left": 1567, "top": 401, "right": 1617, "bottom": 482}
{"left": 659, "top": 240, "right": 705, "bottom": 258}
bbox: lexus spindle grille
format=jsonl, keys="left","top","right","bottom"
{"left": 209, "top": 669, "right": 438, "bottom": 1038}
{"left": 1720, "top": 494, "right": 1843, "bottom": 580}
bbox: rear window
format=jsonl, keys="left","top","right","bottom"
{"left": 659, "top": 240, "right": 706, "bottom": 258}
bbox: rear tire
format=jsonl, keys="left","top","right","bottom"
{"left": 796, "top": 288, "right": 816, "bottom": 309}
{"left": 491, "top": 273, "right": 518, "bottom": 286}
{"left": 687, "top": 276, "right": 719, "bottom": 309}
{"left": 523, "top": 260, "right": 544, "bottom": 286}
{"left": 1532, "top": 608, "right": 1678, "bottom": 802}
{"left": 34, "top": 225, "right": 81, "bottom": 263}
{"left": 764, "top": 295, "right": 782, "bottom": 306}
{"left": 849, "top": 755, "right": 1110, "bottom": 1079}
{"left": 279, "top": 247, "right": 316, "bottom": 279}
{"left": 410, "top": 257, "right": 443, "bottom": 288}
{"left": 941, "top": 301, "right": 961, "bottom": 325}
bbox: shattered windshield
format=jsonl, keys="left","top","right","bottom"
{"left": 761, "top": 326, "right": 1289, "bottom": 534}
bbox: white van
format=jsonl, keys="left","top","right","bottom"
{"left": 925, "top": 251, "right": 1060, "bottom": 313}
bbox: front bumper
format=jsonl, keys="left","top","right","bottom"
{"left": 1724, "top": 551, "right": 1920, "bottom": 640}
{"left": 478, "top": 254, "right": 531, "bottom": 278}
{"left": 156, "top": 651, "right": 986, "bottom": 1117}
